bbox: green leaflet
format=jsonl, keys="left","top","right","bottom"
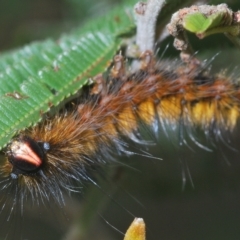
{"left": 0, "top": 0, "right": 136, "bottom": 149}
{"left": 183, "top": 12, "right": 224, "bottom": 34}
{"left": 0, "top": 33, "right": 121, "bottom": 149}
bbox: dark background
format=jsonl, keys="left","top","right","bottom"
{"left": 1, "top": 0, "right": 240, "bottom": 240}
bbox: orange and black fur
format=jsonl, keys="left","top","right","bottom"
{"left": 1, "top": 50, "right": 240, "bottom": 206}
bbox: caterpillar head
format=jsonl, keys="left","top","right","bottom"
{"left": 0, "top": 131, "right": 88, "bottom": 207}
{"left": 6, "top": 135, "right": 50, "bottom": 179}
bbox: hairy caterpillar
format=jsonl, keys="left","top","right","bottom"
{"left": 1, "top": 49, "right": 240, "bottom": 239}
{"left": 2, "top": 47, "right": 240, "bottom": 202}
{"left": 1, "top": 0, "right": 240, "bottom": 240}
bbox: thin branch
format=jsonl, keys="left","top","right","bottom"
{"left": 134, "top": 0, "right": 165, "bottom": 52}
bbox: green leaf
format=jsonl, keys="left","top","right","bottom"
{"left": 0, "top": 33, "right": 121, "bottom": 149}
{"left": 0, "top": 0, "right": 136, "bottom": 149}
{"left": 203, "top": 13, "right": 224, "bottom": 30}
{"left": 183, "top": 12, "right": 224, "bottom": 34}
{"left": 183, "top": 13, "right": 208, "bottom": 33}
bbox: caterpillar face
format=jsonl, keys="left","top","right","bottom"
{"left": 7, "top": 136, "right": 50, "bottom": 179}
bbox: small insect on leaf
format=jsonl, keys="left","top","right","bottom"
{"left": 124, "top": 218, "right": 146, "bottom": 240}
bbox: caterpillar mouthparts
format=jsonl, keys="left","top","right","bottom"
{"left": 7, "top": 136, "right": 49, "bottom": 178}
